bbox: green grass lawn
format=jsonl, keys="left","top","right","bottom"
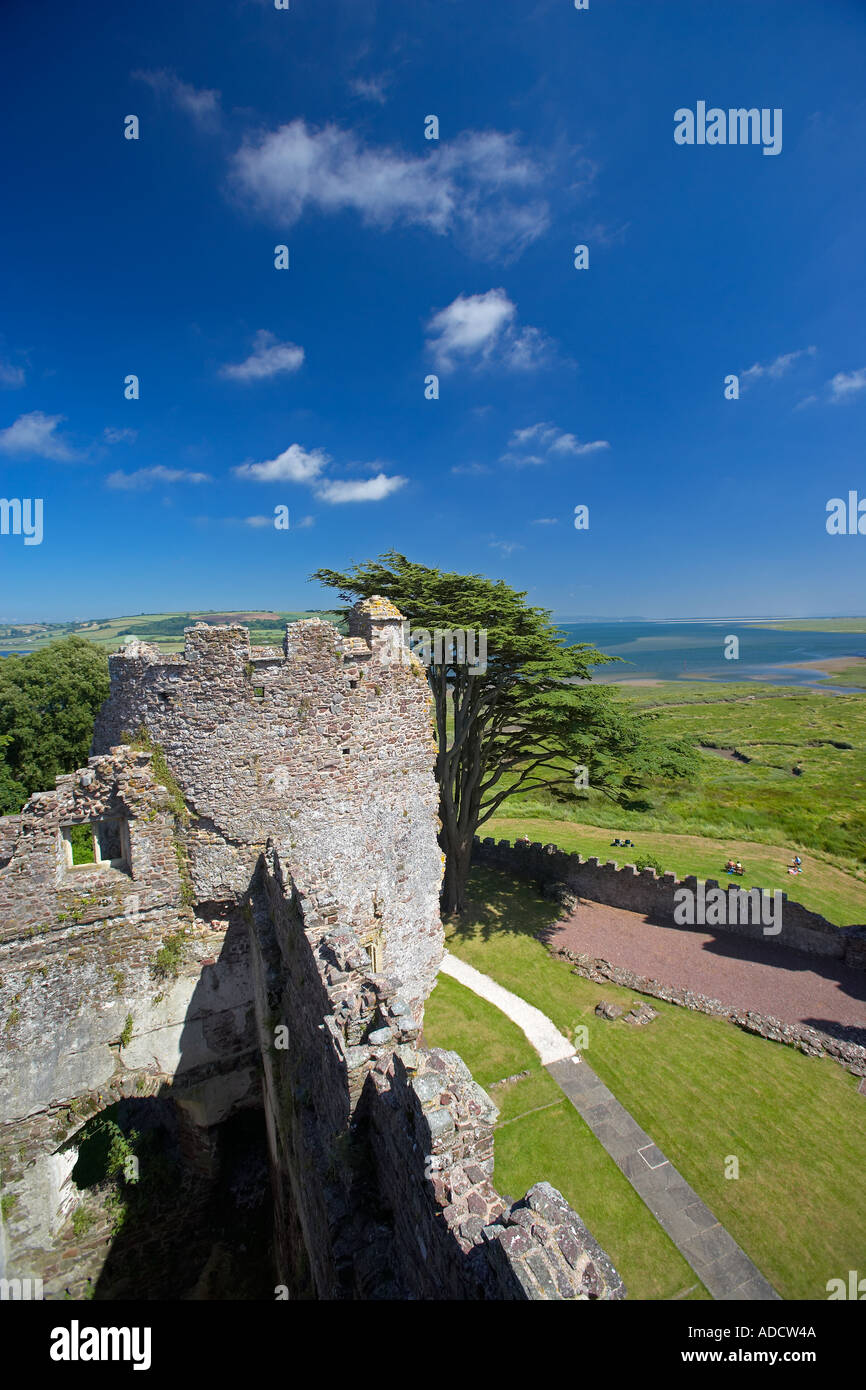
{"left": 484, "top": 816, "right": 866, "bottom": 926}
{"left": 424, "top": 973, "right": 710, "bottom": 1300}
{"left": 436, "top": 865, "right": 866, "bottom": 1301}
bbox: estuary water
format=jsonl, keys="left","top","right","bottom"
{"left": 557, "top": 621, "right": 866, "bottom": 689}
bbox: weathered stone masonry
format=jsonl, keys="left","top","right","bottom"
{"left": 0, "top": 602, "right": 624, "bottom": 1300}
{"left": 92, "top": 598, "right": 443, "bottom": 1023}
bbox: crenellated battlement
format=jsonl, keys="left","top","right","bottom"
{"left": 91, "top": 598, "right": 442, "bottom": 1022}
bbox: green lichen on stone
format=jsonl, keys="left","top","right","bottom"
{"left": 124, "top": 726, "right": 189, "bottom": 824}
{"left": 119, "top": 1013, "right": 134, "bottom": 1049}
{"left": 153, "top": 929, "right": 188, "bottom": 980}
{"left": 71, "top": 1205, "right": 97, "bottom": 1236}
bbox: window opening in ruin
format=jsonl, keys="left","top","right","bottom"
{"left": 342, "top": 747, "right": 350, "bottom": 755}
{"left": 62, "top": 818, "right": 130, "bottom": 872}
{"left": 65, "top": 823, "right": 95, "bottom": 866}
{"left": 253, "top": 686, "right": 265, "bottom": 700}
{"left": 157, "top": 691, "right": 173, "bottom": 711}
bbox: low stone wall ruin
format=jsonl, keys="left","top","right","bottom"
{"left": 473, "top": 836, "right": 866, "bottom": 970}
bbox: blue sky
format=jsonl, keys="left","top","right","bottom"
{"left": 1, "top": 0, "right": 865, "bottom": 621}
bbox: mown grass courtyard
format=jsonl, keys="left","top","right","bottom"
{"left": 423, "top": 865, "right": 866, "bottom": 1301}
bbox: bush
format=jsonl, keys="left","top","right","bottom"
{"left": 634, "top": 852, "right": 664, "bottom": 875}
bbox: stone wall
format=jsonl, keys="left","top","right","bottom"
{"left": 473, "top": 837, "right": 866, "bottom": 969}
{"left": 92, "top": 600, "right": 443, "bottom": 1022}
{"left": 248, "top": 843, "right": 625, "bottom": 1301}
{"left": 0, "top": 747, "right": 259, "bottom": 1297}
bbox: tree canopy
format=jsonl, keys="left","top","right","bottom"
{"left": 0, "top": 637, "right": 110, "bottom": 814}
{"left": 312, "top": 553, "right": 696, "bottom": 913}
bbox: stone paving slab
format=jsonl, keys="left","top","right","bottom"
{"left": 547, "top": 1055, "right": 780, "bottom": 1301}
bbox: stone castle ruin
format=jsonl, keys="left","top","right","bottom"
{"left": 0, "top": 600, "right": 623, "bottom": 1300}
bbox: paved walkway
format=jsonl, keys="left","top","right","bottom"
{"left": 551, "top": 899, "right": 865, "bottom": 1036}
{"left": 440, "top": 953, "right": 780, "bottom": 1301}
{"left": 547, "top": 1055, "right": 778, "bottom": 1300}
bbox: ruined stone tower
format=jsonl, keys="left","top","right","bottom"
{"left": 91, "top": 597, "right": 444, "bottom": 1022}
{"left": 0, "top": 600, "right": 624, "bottom": 1301}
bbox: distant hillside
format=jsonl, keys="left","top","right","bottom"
{"left": 0, "top": 610, "right": 347, "bottom": 655}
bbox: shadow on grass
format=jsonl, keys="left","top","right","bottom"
{"left": 445, "top": 865, "right": 565, "bottom": 947}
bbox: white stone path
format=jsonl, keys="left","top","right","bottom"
{"left": 440, "top": 952, "right": 576, "bottom": 1064}
{"left": 439, "top": 951, "right": 780, "bottom": 1301}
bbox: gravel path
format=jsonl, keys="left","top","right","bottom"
{"left": 551, "top": 900, "right": 866, "bottom": 1032}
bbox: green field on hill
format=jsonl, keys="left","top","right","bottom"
{"left": 0, "top": 609, "right": 345, "bottom": 654}
{"left": 494, "top": 680, "right": 866, "bottom": 925}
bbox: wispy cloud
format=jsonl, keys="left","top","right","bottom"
{"left": 220, "top": 331, "right": 305, "bottom": 382}
{"left": 426, "top": 290, "right": 553, "bottom": 374}
{"left": 133, "top": 69, "right": 222, "bottom": 130}
{"left": 829, "top": 367, "right": 866, "bottom": 402}
{"left": 741, "top": 345, "right": 817, "bottom": 388}
{"left": 501, "top": 421, "right": 609, "bottom": 465}
{"left": 451, "top": 462, "right": 491, "bottom": 476}
{"left": 582, "top": 220, "right": 631, "bottom": 247}
{"left": 106, "top": 465, "right": 212, "bottom": 490}
{"left": 350, "top": 75, "right": 389, "bottom": 105}
{"left": 229, "top": 121, "right": 550, "bottom": 260}
{"left": 531, "top": 517, "right": 559, "bottom": 525}
{"left": 0, "top": 411, "right": 78, "bottom": 461}
{"left": 315, "top": 473, "right": 406, "bottom": 503}
{"left": 0, "top": 360, "right": 26, "bottom": 389}
{"left": 103, "top": 426, "right": 137, "bottom": 444}
{"left": 489, "top": 540, "right": 524, "bottom": 555}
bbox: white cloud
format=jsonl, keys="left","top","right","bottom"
{"left": 0, "top": 361, "right": 25, "bottom": 388}
{"left": 548, "top": 432, "right": 609, "bottom": 456}
{"left": 741, "top": 345, "right": 817, "bottom": 388}
{"left": 0, "top": 411, "right": 77, "bottom": 460}
{"left": 103, "top": 426, "right": 137, "bottom": 444}
{"left": 106, "top": 465, "right": 212, "bottom": 490}
{"left": 315, "top": 473, "right": 406, "bottom": 503}
{"left": 531, "top": 517, "right": 559, "bottom": 525}
{"left": 228, "top": 121, "right": 549, "bottom": 260}
{"left": 451, "top": 462, "right": 491, "bottom": 476}
{"left": 294, "top": 514, "right": 315, "bottom": 528}
{"left": 501, "top": 421, "right": 609, "bottom": 465}
{"left": 425, "top": 289, "right": 553, "bottom": 374}
{"left": 829, "top": 368, "right": 866, "bottom": 402}
{"left": 220, "top": 331, "right": 305, "bottom": 382}
{"left": 426, "top": 289, "right": 514, "bottom": 371}
{"left": 244, "top": 515, "right": 273, "bottom": 527}
{"left": 233, "top": 443, "right": 329, "bottom": 484}
{"left": 489, "top": 540, "right": 524, "bottom": 555}
{"left": 134, "top": 69, "right": 221, "bottom": 130}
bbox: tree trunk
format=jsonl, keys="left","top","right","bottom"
{"left": 440, "top": 832, "right": 473, "bottom": 916}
